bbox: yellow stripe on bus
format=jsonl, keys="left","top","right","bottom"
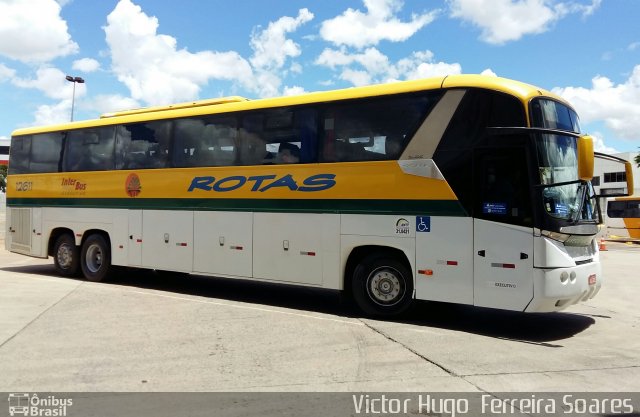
{"left": 7, "top": 161, "right": 458, "bottom": 201}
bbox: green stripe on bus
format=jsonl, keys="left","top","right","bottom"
{"left": 6, "top": 198, "right": 468, "bottom": 216}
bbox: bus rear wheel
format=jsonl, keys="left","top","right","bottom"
{"left": 81, "top": 234, "right": 112, "bottom": 282}
{"left": 352, "top": 255, "right": 413, "bottom": 316}
{"left": 53, "top": 234, "right": 80, "bottom": 277}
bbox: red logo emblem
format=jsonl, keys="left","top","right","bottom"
{"left": 125, "top": 173, "right": 142, "bottom": 197}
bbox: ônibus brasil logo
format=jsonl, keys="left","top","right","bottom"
{"left": 7, "top": 393, "right": 73, "bottom": 416}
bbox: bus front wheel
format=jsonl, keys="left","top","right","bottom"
{"left": 53, "top": 234, "right": 80, "bottom": 277}
{"left": 81, "top": 234, "right": 111, "bottom": 282}
{"left": 352, "top": 255, "right": 413, "bottom": 316}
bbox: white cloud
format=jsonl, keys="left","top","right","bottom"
{"left": 250, "top": 9, "right": 313, "bottom": 71}
{"left": 0, "top": 63, "right": 16, "bottom": 82}
{"left": 553, "top": 65, "right": 640, "bottom": 141}
{"left": 104, "top": 0, "right": 253, "bottom": 105}
{"left": 282, "top": 86, "right": 306, "bottom": 96}
{"left": 316, "top": 47, "right": 461, "bottom": 86}
{"left": 340, "top": 69, "right": 372, "bottom": 87}
{"left": 0, "top": 0, "right": 78, "bottom": 63}
{"left": 480, "top": 68, "right": 497, "bottom": 77}
{"left": 33, "top": 100, "right": 72, "bottom": 126}
{"left": 320, "top": 0, "right": 438, "bottom": 49}
{"left": 290, "top": 63, "right": 303, "bottom": 74}
{"left": 249, "top": 9, "right": 314, "bottom": 97}
{"left": 72, "top": 58, "right": 101, "bottom": 73}
{"left": 448, "top": 0, "right": 602, "bottom": 44}
{"left": 399, "top": 51, "right": 462, "bottom": 80}
{"left": 104, "top": 0, "right": 311, "bottom": 103}
{"left": 628, "top": 42, "right": 640, "bottom": 52}
{"left": 590, "top": 132, "right": 619, "bottom": 154}
{"left": 12, "top": 66, "right": 85, "bottom": 101}
{"left": 85, "top": 94, "right": 140, "bottom": 115}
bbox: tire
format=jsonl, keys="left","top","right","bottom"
{"left": 352, "top": 254, "right": 414, "bottom": 317}
{"left": 80, "top": 234, "right": 112, "bottom": 282}
{"left": 53, "top": 234, "right": 80, "bottom": 277}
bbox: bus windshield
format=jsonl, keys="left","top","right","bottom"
{"left": 531, "top": 98, "right": 581, "bottom": 133}
{"left": 536, "top": 134, "right": 599, "bottom": 223}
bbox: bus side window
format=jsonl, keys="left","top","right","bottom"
{"left": 116, "top": 121, "right": 172, "bottom": 170}
{"left": 173, "top": 116, "right": 238, "bottom": 167}
{"left": 238, "top": 108, "right": 317, "bottom": 166}
{"left": 64, "top": 127, "right": 115, "bottom": 172}
{"left": 8, "top": 135, "right": 32, "bottom": 175}
{"left": 320, "top": 94, "right": 436, "bottom": 163}
{"left": 29, "top": 132, "right": 64, "bottom": 173}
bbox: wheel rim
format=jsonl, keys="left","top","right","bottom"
{"left": 56, "top": 243, "right": 74, "bottom": 269}
{"left": 85, "top": 243, "right": 103, "bottom": 274}
{"left": 366, "top": 266, "right": 405, "bottom": 306}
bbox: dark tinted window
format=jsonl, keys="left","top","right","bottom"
{"left": 238, "top": 108, "right": 317, "bottom": 165}
{"left": 173, "top": 116, "right": 237, "bottom": 167}
{"left": 474, "top": 147, "right": 533, "bottom": 226}
{"left": 0, "top": 146, "right": 9, "bottom": 154}
{"left": 320, "top": 94, "right": 438, "bottom": 163}
{"left": 608, "top": 200, "right": 640, "bottom": 218}
{"left": 20, "top": 132, "right": 64, "bottom": 174}
{"left": 433, "top": 90, "right": 527, "bottom": 215}
{"left": 8, "top": 136, "right": 31, "bottom": 174}
{"left": 63, "top": 127, "right": 116, "bottom": 172}
{"left": 116, "top": 121, "right": 172, "bottom": 170}
{"left": 531, "top": 98, "right": 580, "bottom": 133}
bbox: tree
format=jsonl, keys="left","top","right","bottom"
{"left": 0, "top": 164, "right": 7, "bottom": 193}
{"left": 635, "top": 150, "right": 640, "bottom": 168}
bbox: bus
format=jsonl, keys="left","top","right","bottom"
{"left": 5, "top": 75, "right": 634, "bottom": 316}
{"left": 606, "top": 196, "right": 640, "bottom": 242}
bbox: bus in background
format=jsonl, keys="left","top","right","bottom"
{"left": 606, "top": 196, "right": 640, "bottom": 243}
{"left": 0, "top": 136, "right": 9, "bottom": 166}
{"left": 5, "top": 75, "right": 634, "bottom": 316}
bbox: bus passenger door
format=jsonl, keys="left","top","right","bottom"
{"left": 128, "top": 210, "right": 142, "bottom": 266}
{"left": 473, "top": 148, "right": 534, "bottom": 311}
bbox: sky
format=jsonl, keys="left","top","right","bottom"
{"left": 0, "top": 0, "right": 638, "bottom": 153}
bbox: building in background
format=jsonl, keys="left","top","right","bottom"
{"left": 593, "top": 151, "right": 639, "bottom": 197}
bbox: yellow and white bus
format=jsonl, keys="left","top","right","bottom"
{"left": 6, "top": 75, "right": 632, "bottom": 316}
{"left": 606, "top": 196, "right": 640, "bottom": 242}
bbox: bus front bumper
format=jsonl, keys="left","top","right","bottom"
{"left": 525, "top": 262, "right": 602, "bottom": 312}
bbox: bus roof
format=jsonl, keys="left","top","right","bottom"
{"left": 11, "top": 74, "right": 572, "bottom": 136}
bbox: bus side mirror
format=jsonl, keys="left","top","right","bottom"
{"left": 577, "top": 135, "right": 594, "bottom": 180}
{"left": 625, "top": 160, "right": 634, "bottom": 195}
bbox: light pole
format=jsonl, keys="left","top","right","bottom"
{"left": 65, "top": 75, "right": 85, "bottom": 122}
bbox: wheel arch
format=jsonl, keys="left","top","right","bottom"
{"left": 48, "top": 227, "right": 75, "bottom": 256}
{"left": 80, "top": 229, "right": 112, "bottom": 249}
{"left": 343, "top": 245, "right": 413, "bottom": 297}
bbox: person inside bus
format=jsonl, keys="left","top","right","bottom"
{"left": 277, "top": 142, "right": 300, "bottom": 164}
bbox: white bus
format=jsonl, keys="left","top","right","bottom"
{"left": 6, "top": 75, "right": 633, "bottom": 316}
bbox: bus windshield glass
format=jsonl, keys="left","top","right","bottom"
{"left": 531, "top": 98, "right": 581, "bottom": 133}
{"left": 536, "top": 134, "right": 598, "bottom": 222}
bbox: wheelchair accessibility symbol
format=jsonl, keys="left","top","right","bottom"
{"left": 416, "top": 216, "right": 431, "bottom": 232}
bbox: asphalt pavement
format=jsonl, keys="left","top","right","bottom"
{"left": 0, "top": 200, "right": 638, "bottom": 393}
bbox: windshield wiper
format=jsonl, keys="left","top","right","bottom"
{"left": 569, "top": 182, "right": 587, "bottom": 224}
